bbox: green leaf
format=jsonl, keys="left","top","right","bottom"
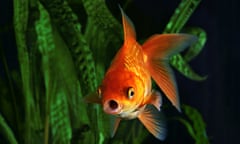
{"left": 13, "top": 0, "right": 36, "bottom": 142}
{"left": 170, "top": 55, "right": 207, "bottom": 81}
{"left": 175, "top": 104, "right": 210, "bottom": 144}
{"left": 163, "top": 0, "right": 206, "bottom": 81}
{"left": 50, "top": 90, "right": 72, "bottom": 144}
{"left": 163, "top": 0, "right": 201, "bottom": 34}
{"left": 175, "top": 117, "right": 197, "bottom": 139}
{"left": 183, "top": 27, "right": 207, "bottom": 62}
{"left": 0, "top": 114, "right": 18, "bottom": 144}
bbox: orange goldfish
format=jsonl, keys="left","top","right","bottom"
{"left": 85, "top": 7, "right": 196, "bottom": 140}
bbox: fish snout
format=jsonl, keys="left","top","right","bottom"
{"left": 103, "top": 100, "right": 122, "bottom": 114}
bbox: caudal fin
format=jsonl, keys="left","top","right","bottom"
{"left": 142, "top": 34, "right": 197, "bottom": 111}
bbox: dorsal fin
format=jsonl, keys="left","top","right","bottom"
{"left": 119, "top": 6, "right": 136, "bottom": 44}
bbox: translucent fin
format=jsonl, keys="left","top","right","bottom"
{"left": 182, "top": 27, "right": 207, "bottom": 62}
{"left": 138, "top": 105, "right": 167, "bottom": 140}
{"left": 83, "top": 92, "right": 101, "bottom": 104}
{"left": 110, "top": 116, "right": 121, "bottom": 138}
{"left": 149, "top": 90, "right": 162, "bottom": 111}
{"left": 119, "top": 6, "right": 136, "bottom": 43}
{"left": 142, "top": 34, "right": 197, "bottom": 111}
{"left": 142, "top": 34, "right": 197, "bottom": 60}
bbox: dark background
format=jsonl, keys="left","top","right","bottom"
{"left": 1, "top": 0, "right": 240, "bottom": 143}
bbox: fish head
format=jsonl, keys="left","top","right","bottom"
{"left": 100, "top": 69, "right": 146, "bottom": 117}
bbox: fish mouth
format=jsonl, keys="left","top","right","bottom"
{"left": 103, "top": 100, "right": 122, "bottom": 114}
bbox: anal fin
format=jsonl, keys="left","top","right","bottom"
{"left": 110, "top": 116, "right": 121, "bottom": 138}
{"left": 138, "top": 105, "right": 167, "bottom": 140}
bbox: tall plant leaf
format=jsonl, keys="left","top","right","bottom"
{"left": 175, "top": 104, "right": 210, "bottom": 144}
{"left": 0, "top": 114, "right": 18, "bottom": 144}
{"left": 163, "top": 0, "right": 206, "bottom": 81}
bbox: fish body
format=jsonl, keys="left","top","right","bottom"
{"left": 85, "top": 7, "right": 196, "bottom": 140}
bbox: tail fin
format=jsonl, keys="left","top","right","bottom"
{"left": 142, "top": 34, "right": 197, "bottom": 111}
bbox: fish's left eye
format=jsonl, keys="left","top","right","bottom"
{"left": 127, "top": 87, "right": 134, "bottom": 99}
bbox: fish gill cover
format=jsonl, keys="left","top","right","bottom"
{"left": 0, "top": 0, "right": 209, "bottom": 143}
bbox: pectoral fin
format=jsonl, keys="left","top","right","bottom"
{"left": 144, "top": 90, "right": 162, "bottom": 111}
{"left": 149, "top": 90, "right": 162, "bottom": 111}
{"left": 138, "top": 105, "right": 167, "bottom": 140}
{"left": 83, "top": 92, "right": 101, "bottom": 104}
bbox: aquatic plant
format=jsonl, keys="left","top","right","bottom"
{"left": 0, "top": 0, "right": 209, "bottom": 143}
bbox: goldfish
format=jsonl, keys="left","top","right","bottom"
{"left": 85, "top": 6, "right": 197, "bottom": 140}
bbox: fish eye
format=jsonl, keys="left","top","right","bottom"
{"left": 97, "top": 87, "right": 102, "bottom": 98}
{"left": 127, "top": 87, "right": 134, "bottom": 99}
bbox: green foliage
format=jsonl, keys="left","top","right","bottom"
{"left": 0, "top": 0, "right": 209, "bottom": 143}
{"left": 175, "top": 105, "right": 210, "bottom": 144}
{"left": 0, "top": 114, "right": 18, "bottom": 144}
{"left": 164, "top": 0, "right": 207, "bottom": 81}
